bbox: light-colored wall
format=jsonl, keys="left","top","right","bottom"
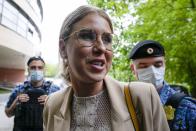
{"left": 0, "top": 25, "right": 38, "bottom": 56}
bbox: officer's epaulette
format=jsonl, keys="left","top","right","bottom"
{"left": 166, "top": 92, "right": 188, "bottom": 108}
{"left": 44, "top": 81, "right": 52, "bottom": 87}
{"left": 15, "top": 81, "right": 27, "bottom": 89}
{"left": 23, "top": 81, "right": 28, "bottom": 84}
{"left": 23, "top": 81, "right": 29, "bottom": 87}
{"left": 23, "top": 81, "right": 31, "bottom": 91}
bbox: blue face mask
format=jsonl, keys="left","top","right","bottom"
{"left": 29, "top": 70, "right": 44, "bottom": 82}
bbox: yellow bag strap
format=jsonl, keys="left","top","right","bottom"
{"left": 124, "top": 85, "right": 140, "bottom": 131}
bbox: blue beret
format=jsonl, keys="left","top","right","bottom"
{"left": 129, "top": 40, "right": 165, "bottom": 59}
{"left": 27, "top": 56, "right": 45, "bottom": 66}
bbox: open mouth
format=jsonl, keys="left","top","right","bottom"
{"left": 88, "top": 59, "right": 105, "bottom": 68}
{"left": 91, "top": 61, "right": 104, "bottom": 66}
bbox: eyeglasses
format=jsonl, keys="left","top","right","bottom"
{"left": 64, "top": 28, "right": 114, "bottom": 51}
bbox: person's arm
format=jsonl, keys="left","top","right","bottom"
{"left": 5, "top": 96, "right": 18, "bottom": 117}
{"left": 5, "top": 93, "right": 29, "bottom": 117}
{"left": 177, "top": 98, "right": 196, "bottom": 130}
{"left": 49, "top": 84, "right": 61, "bottom": 94}
{"left": 186, "top": 99, "right": 196, "bottom": 130}
{"left": 5, "top": 87, "right": 19, "bottom": 117}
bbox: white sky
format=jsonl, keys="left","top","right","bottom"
{"left": 41, "top": 0, "right": 87, "bottom": 64}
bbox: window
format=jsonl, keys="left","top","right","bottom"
{"left": 2, "top": 7, "right": 18, "bottom": 24}
{"left": 17, "top": 26, "right": 26, "bottom": 37}
{"left": 4, "top": 1, "right": 18, "bottom": 15}
{"left": 0, "top": 4, "right": 2, "bottom": 14}
{"left": 0, "top": 0, "right": 4, "bottom": 13}
{"left": 17, "top": 13, "right": 27, "bottom": 32}
{"left": 1, "top": 1, "right": 18, "bottom": 30}
{"left": 0, "top": 0, "right": 41, "bottom": 43}
{"left": 27, "top": 0, "right": 42, "bottom": 21}
{"left": 1, "top": 16, "right": 16, "bottom": 30}
{"left": 0, "top": 0, "right": 4, "bottom": 4}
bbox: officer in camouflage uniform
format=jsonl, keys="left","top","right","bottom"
{"left": 5, "top": 56, "right": 60, "bottom": 131}
{"left": 129, "top": 40, "right": 196, "bottom": 131}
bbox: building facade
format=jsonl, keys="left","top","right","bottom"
{"left": 0, "top": 0, "right": 43, "bottom": 86}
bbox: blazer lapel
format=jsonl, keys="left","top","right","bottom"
{"left": 54, "top": 87, "right": 73, "bottom": 131}
{"left": 54, "top": 115, "right": 70, "bottom": 131}
{"left": 104, "top": 76, "right": 134, "bottom": 131}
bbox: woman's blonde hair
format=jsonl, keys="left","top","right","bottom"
{"left": 59, "top": 5, "right": 113, "bottom": 84}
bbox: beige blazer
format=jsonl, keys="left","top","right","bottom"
{"left": 43, "top": 76, "right": 169, "bottom": 131}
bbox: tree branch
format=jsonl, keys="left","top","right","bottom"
{"left": 191, "top": 0, "right": 195, "bottom": 8}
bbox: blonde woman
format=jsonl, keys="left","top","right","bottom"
{"left": 43, "top": 5, "right": 169, "bottom": 131}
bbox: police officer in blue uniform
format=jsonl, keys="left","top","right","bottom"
{"left": 5, "top": 56, "right": 60, "bottom": 131}
{"left": 129, "top": 40, "right": 196, "bottom": 131}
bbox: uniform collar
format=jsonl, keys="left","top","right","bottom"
{"left": 159, "top": 81, "right": 176, "bottom": 105}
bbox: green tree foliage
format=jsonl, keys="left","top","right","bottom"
{"left": 45, "top": 64, "right": 58, "bottom": 77}
{"left": 88, "top": 0, "right": 138, "bottom": 82}
{"left": 88, "top": 0, "right": 196, "bottom": 97}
